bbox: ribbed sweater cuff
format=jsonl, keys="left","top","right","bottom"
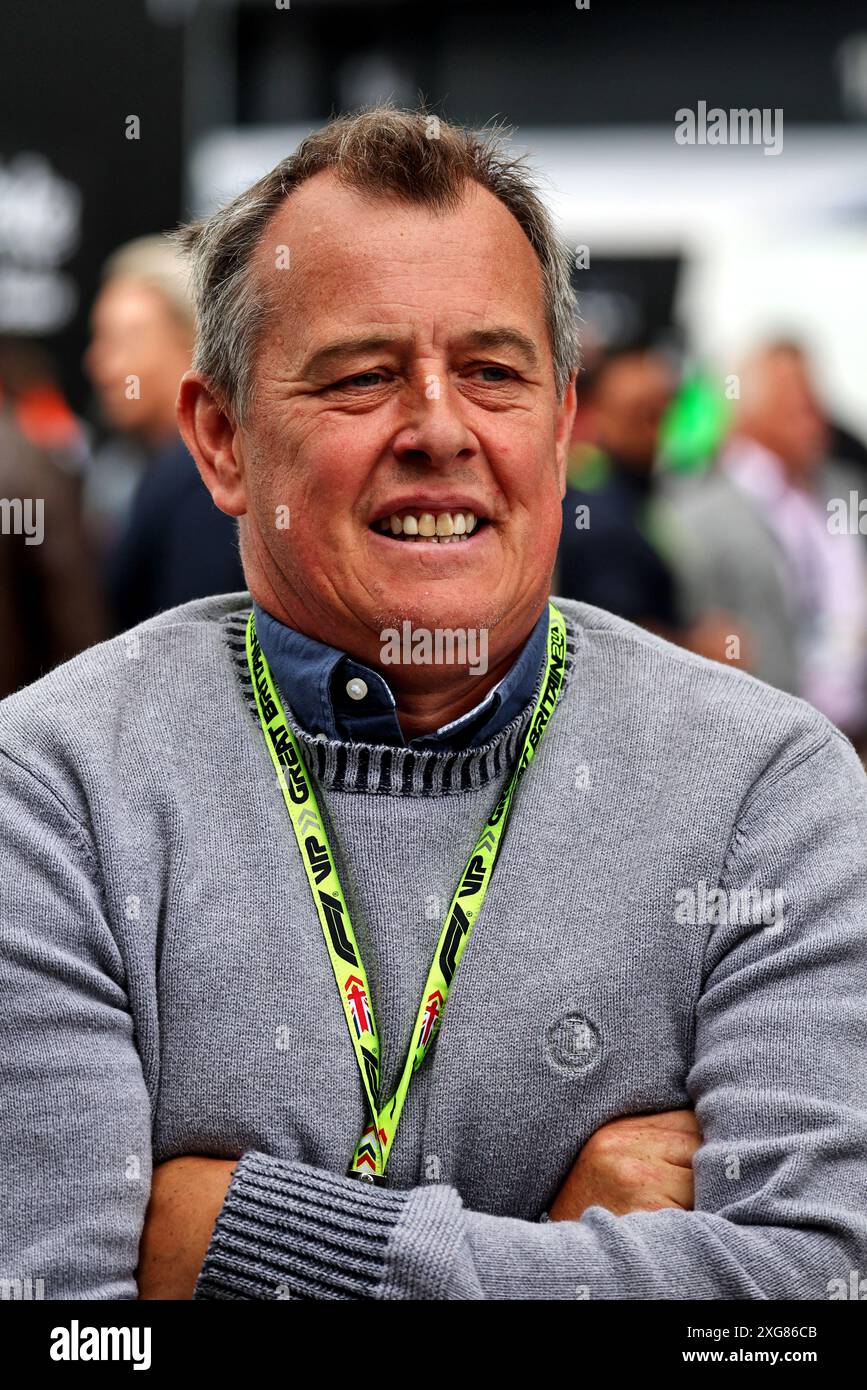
{"left": 193, "top": 1151, "right": 413, "bottom": 1300}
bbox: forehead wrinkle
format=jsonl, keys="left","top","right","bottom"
{"left": 249, "top": 182, "right": 550, "bottom": 383}
{"left": 258, "top": 186, "right": 540, "bottom": 302}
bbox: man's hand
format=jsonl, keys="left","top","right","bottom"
{"left": 137, "top": 1156, "right": 238, "bottom": 1299}
{"left": 547, "top": 1109, "right": 701, "bottom": 1222}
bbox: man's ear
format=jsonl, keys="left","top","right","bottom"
{"left": 554, "top": 375, "right": 578, "bottom": 498}
{"left": 177, "top": 372, "right": 247, "bottom": 518}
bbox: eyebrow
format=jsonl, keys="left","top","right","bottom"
{"left": 459, "top": 328, "right": 540, "bottom": 368}
{"left": 301, "top": 326, "right": 541, "bottom": 378}
{"left": 302, "top": 335, "right": 398, "bottom": 378}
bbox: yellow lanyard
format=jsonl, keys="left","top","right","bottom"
{"left": 245, "top": 603, "right": 567, "bottom": 1180}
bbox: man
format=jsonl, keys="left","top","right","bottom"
{"left": 85, "top": 235, "right": 245, "bottom": 630}
{"left": 558, "top": 347, "right": 683, "bottom": 635}
{"left": 665, "top": 342, "right": 867, "bottom": 742}
{"left": 1, "top": 109, "right": 866, "bottom": 1301}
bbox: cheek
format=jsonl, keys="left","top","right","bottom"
{"left": 484, "top": 425, "right": 563, "bottom": 512}
{"left": 487, "top": 433, "right": 564, "bottom": 554}
{"left": 251, "top": 424, "right": 380, "bottom": 556}
{"left": 266, "top": 410, "right": 381, "bottom": 507}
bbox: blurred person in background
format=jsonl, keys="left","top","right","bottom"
{"left": 0, "top": 339, "right": 90, "bottom": 478}
{"left": 0, "top": 406, "right": 108, "bottom": 697}
{"left": 665, "top": 341, "right": 867, "bottom": 746}
{"left": 557, "top": 346, "right": 685, "bottom": 637}
{"left": 85, "top": 235, "right": 245, "bottom": 632}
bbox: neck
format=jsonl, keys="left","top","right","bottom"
{"left": 246, "top": 565, "right": 545, "bottom": 740}
{"left": 387, "top": 645, "right": 524, "bottom": 740}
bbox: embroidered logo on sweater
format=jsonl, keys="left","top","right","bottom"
{"left": 547, "top": 1009, "right": 602, "bottom": 1072}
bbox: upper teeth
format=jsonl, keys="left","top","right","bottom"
{"left": 377, "top": 510, "right": 478, "bottom": 541}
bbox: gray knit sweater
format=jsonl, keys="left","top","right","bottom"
{"left": 1, "top": 591, "right": 866, "bottom": 1300}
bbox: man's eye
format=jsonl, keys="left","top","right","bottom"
{"left": 336, "top": 371, "right": 386, "bottom": 390}
{"left": 473, "top": 365, "right": 513, "bottom": 383}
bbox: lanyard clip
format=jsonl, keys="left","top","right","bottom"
{"left": 348, "top": 1169, "right": 388, "bottom": 1186}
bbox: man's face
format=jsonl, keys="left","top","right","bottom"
{"left": 230, "top": 171, "right": 575, "bottom": 664}
{"left": 85, "top": 280, "right": 192, "bottom": 442}
{"left": 742, "top": 352, "right": 827, "bottom": 482}
{"left": 592, "top": 353, "right": 676, "bottom": 474}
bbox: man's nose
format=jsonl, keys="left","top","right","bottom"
{"left": 391, "top": 376, "right": 477, "bottom": 470}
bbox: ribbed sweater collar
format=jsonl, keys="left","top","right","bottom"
{"left": 221, "top": 603, "right": 578, "bottom": 797}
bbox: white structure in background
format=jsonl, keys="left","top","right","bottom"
{"left": 0, "top": 153, "right": 82, "bottom": 334}
{"left": 188, "top": 123, "right": 867, "bottom": 439}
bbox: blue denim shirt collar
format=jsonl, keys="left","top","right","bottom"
{"left": 251, "top": 601, "right": 549, "bottom": 751}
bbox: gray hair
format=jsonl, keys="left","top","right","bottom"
{"left": 174, "top": 106, "right": 580, "bottom": 423}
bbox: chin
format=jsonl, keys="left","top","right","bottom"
{"left": 366, "top": 585, "right": 499, "bottom": 635}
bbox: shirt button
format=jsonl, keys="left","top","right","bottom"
{"left": 346, "top": 677, "right": 368, "bottom": 701}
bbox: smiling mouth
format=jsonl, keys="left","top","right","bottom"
{"left": 370, "top": 508, "right": 488, "bottom": 544}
